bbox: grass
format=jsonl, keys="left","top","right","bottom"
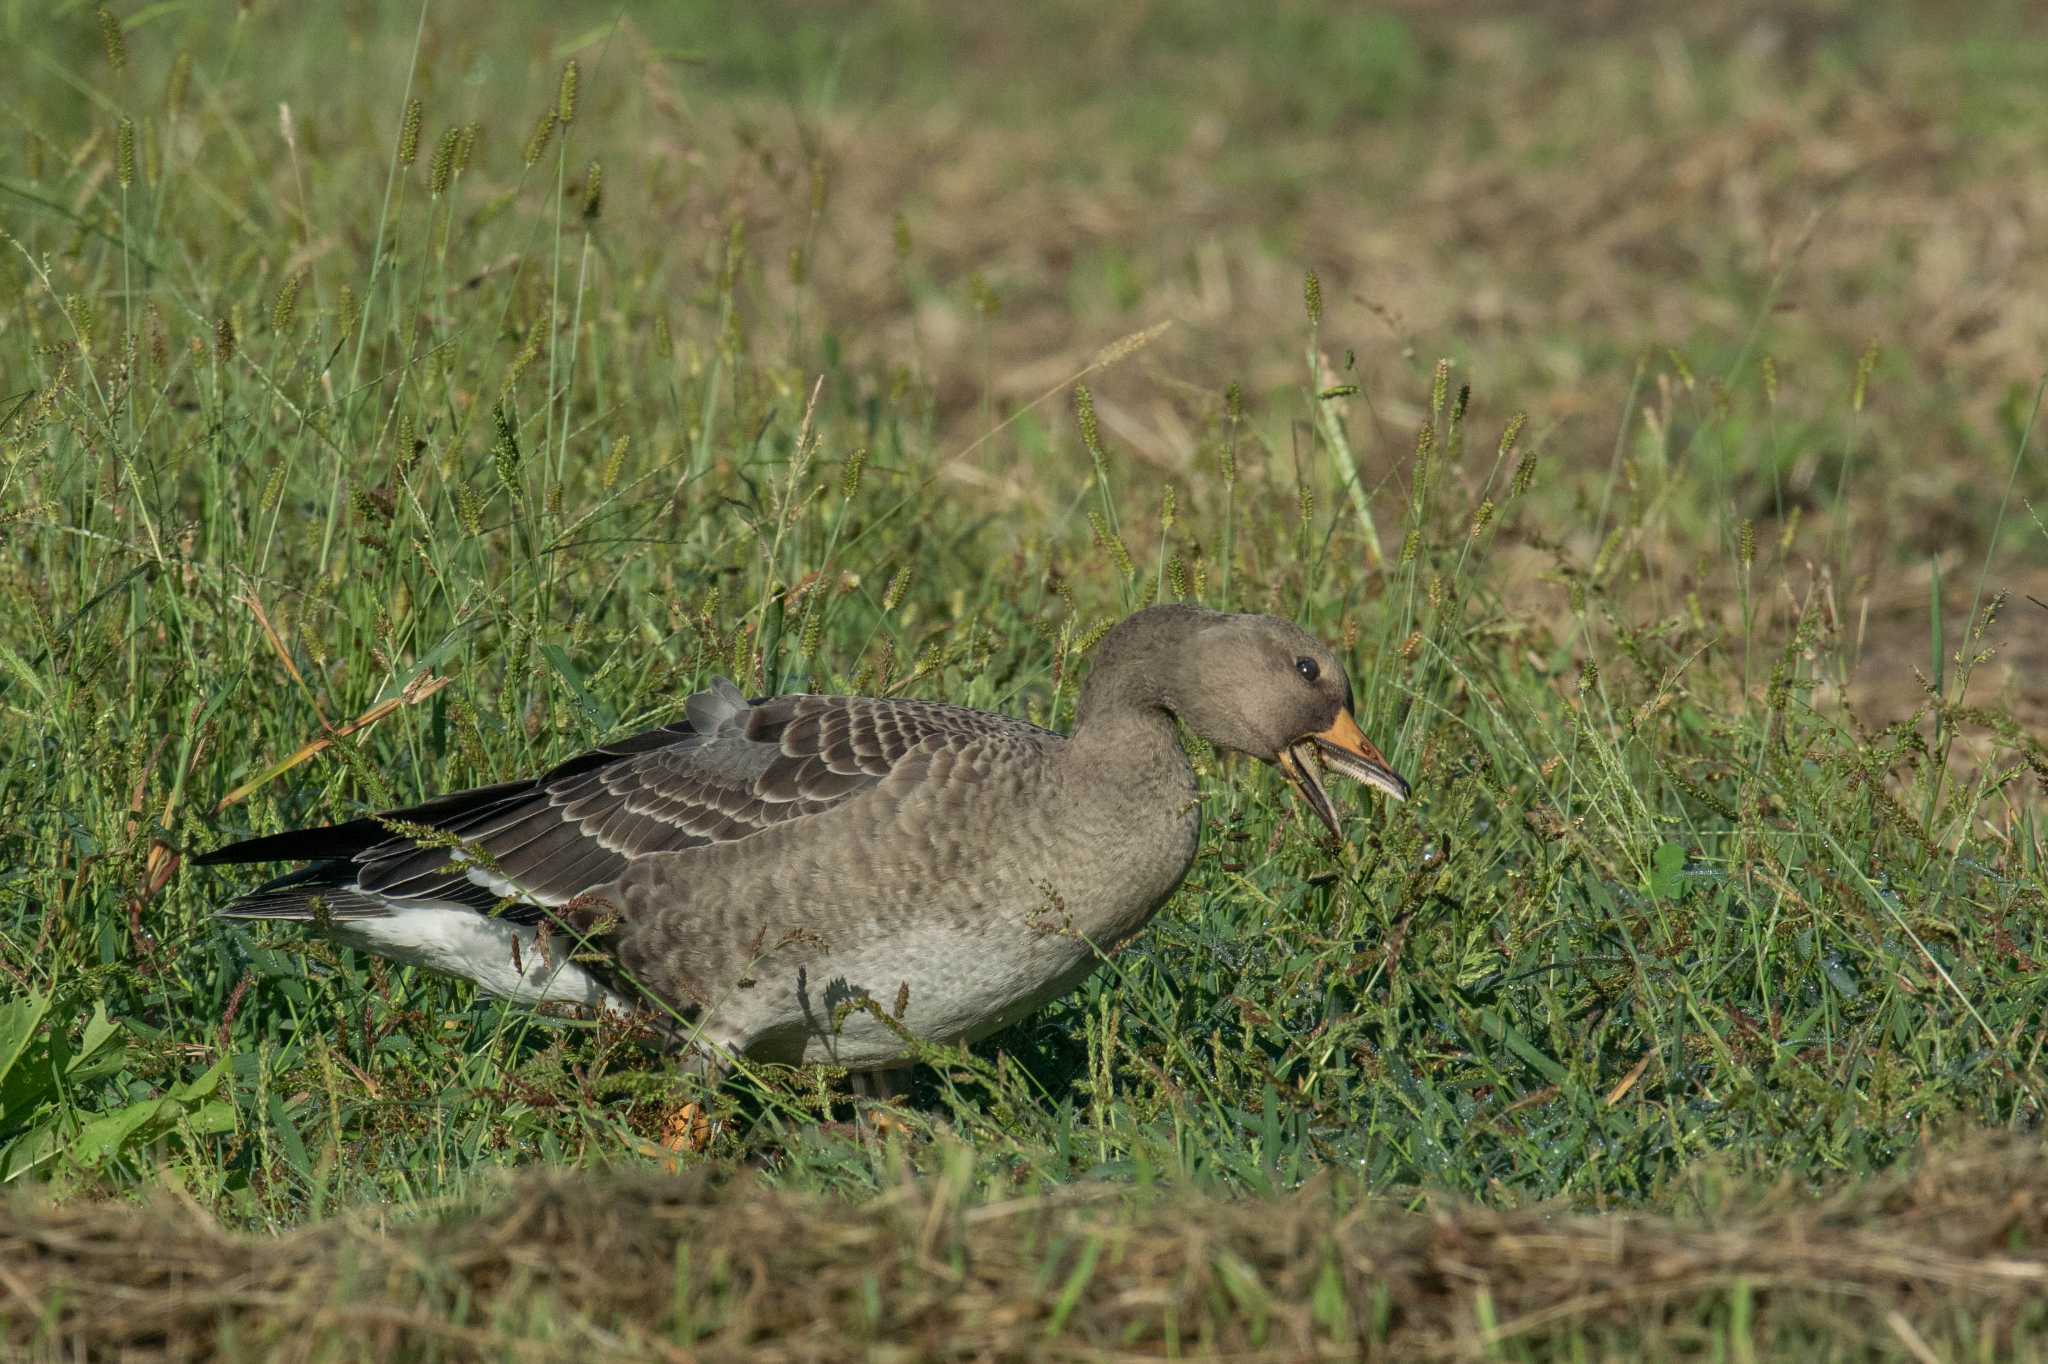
{"left": 10, "top": 1137, "right": 2048, "bottom": 1360}
{"left": 3, "top": 0, "right": 2046, "bottom": 1356}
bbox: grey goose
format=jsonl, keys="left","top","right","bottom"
{"left": 199, "top": 605, "right": 1409, "bottom": 1088}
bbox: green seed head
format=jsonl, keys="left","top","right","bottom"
{"left": 1509, "top": 450, "right": 1538, "bottom": 499}
{"left": 491, "top": 402, "right": 521, "bottom": 491}
{"left": 796, "top": 590, "right": 824, "bottom": 659}
{"left": 523, "top": 109, "right": 557, "bottom": 168}
{"left": 430, "top": 127, "right": 458, "bottom": 196}
{"left": 1852, "top": 341, "right": 1878, "bottom": 413}
{"left": 580, "top": 159, "right": 602, "bottom": 221}
{"left": 166, "top": 51, "right": 192, "bottom": 118}
{"left": 600, "top": 435, "right": 630, "bottom": 491}
{"left": 96, "top": 7, "right": 127, "bottom": 74}
{"left": 1303, "top": 267, "right": 1322, "bottom": 326}
{"left": 116, "top": 118, "right": 135, "bottom": 190}
{"left": 1089, "top": 511, "right": 1134, "bottom": 577}
{"left": 398, "top": 96, "right": 422, "bottom": 166}
{"left": 557, "top": 60, "right": 579, "bottom": 125}
{"left": 882, "top": 564, "right": 912, "bottom": 613}
{"left": 1074, "top": 385, "right": 1103, "bottom": 462}
{"left": 271, "top": 272, "right": 302, "bottom": 332}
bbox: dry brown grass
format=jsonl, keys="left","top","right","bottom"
{"left": 7, "top": 1137, "right": 2047, "bottom": 1361}
{"left": 627, "top": 3, "right": 2048, "bottom": 738}
{"left": 674, "top": 8, "right": 2048, "bottom": 470}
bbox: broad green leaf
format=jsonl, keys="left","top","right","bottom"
{"left": 70, "top": 1097, "right": 171, "bottom": 1167}
{"left": 168, "top": 1057, "right": 229, "bottom": 1103}
{"left": 66, "top": 1003, "right": 129, "bottom": 1085}
{"left": 0, "top": 994, "right": 53, "bottom": 1092}
{"left": 0, "top": 1119, "right": 70, "bottom": 1183}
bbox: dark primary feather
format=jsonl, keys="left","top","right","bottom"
{"left": 205, "top": 678, "right": 1056, "bottom": 923}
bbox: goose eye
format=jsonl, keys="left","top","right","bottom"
{"left": 1295, "top": 656, "right": 1320, "bottom": 683}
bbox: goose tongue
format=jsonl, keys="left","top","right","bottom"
{"left": 1275, "top": 709, "right": 1408, "bottom": 840}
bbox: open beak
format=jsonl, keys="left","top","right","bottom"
{"left": 1275, "top": 708, "right": 1409, "bottom": 840}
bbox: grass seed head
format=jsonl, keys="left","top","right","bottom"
{"left": 600, "top": 434, "right": 629, "bottom": 491}
{"left": 799, "top": 596, "right": 826, "bottom": 661}
{"left": 1853, "top": 340, "right": 1879, "bottom": 413}
{"left": 1074, "top": 385, "right": 1103, "bottom": 463}
{"left": 491, "top": 402, "right": 521, "bottom": 490}
{"left": 882, "top": 564, "right": 912, "bottom": 613}
{"left": 581, "top": 159, "right": 602, "bottom": 221}
{"left": 116, "top": 118, "right": 134, "bottom": 189}
{"left": 1089, "top": 511, "right": 1134, "bottom": 577}
{"left": 270, "top": 272, "right": 301, "bottom": 332}
{"left": 1303, "top": 267, "right": 1322, "bottom": 326}
{"left": 523, "top": 109, "right": 557, "bottom": 168}
{"left": 165, "top": 51, "right": 191, "bottom": 117}
{"left": 397, "top": 96, "right": 422, "bottom": 166}
{"left": 1412, "top": 422, "right": 1436, "bottom": 505}
{"left": 430, "top": 127, "right": 458, "bottom": 195}
{"left": 557, "top": 60, "right": 579, "bottom": 125}
{"left": 456, "top": 120, "right": 480, "bottom": 172}
{"left": 840, "top": 446, "right": 867, "bottom": 500}
{"left": 96, "top": 7, "right": 126, "bottom": 73}
{"left": 213, "top": 315, "right": 235, "bottom": 364}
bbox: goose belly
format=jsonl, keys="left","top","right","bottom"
{"left": 332, "top": 903, "right": 633, "bottom": 1013}
{"left": 750, "top": 804, "right": 1198, "bottom": 1069}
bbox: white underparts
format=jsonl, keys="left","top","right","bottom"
{"left": 330, "top": 902, "right": 635, "bottom": 1015}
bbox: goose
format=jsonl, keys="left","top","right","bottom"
{"left": 199, "top": 605, "right": 1408, "bottom": 1094}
